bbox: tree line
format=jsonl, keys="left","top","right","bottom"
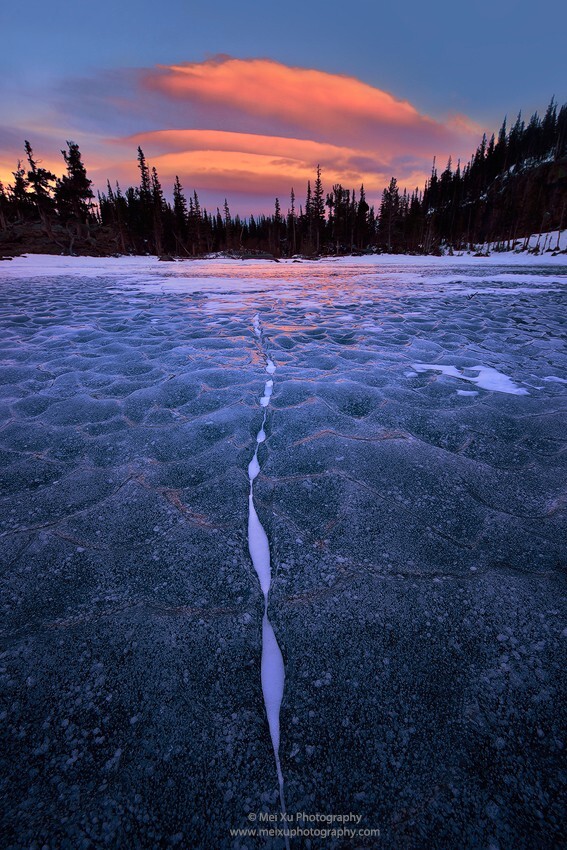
{"left": 1, "top": 98, "right": 566, "bottom": 257}
{"left": 379, "top": 99, "right": 567, "bottom": 253}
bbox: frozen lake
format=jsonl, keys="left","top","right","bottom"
{"left": 1, "top": 254, "right": 566, "bottom": 849}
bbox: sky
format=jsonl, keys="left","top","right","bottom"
{"left": 1, "top": 0, "right": 565, "bottom": 213}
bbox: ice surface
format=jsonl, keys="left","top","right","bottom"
{"left": 1, "top": 253, "right": 565, "bottom": 849}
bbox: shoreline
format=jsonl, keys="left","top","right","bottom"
{"left": 2, "top": 228, "right": 567, "bottom": 267}
{"left": 1, "top": 247, "right": 567, "bottom": 283}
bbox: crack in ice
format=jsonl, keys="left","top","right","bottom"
{"left": 247, "top": 313, "right": 290, "bottom": 847}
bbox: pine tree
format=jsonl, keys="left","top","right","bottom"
{"left": 0, "top": 182, "right": 7, "bottom": 230}
{"left": 304, "top": 180, "right": 313, "bottom": 250}
{"left": 508, "top": 113, "right": 525, "bottom": 167}
{"left": 137, "top": 147, "right": 151, "bottom": 202}
{"left": 133, "top": 147, "right": 154, "bottom": 250}
{"left": 102, "top": 180, "right": 128, "bottom": 253}
{"left": 193, "top": 191, "right": 203, "bottom": 254}
{"left": 24, "top": 140, "right": 56, "bottom": 232}
{"left": 288, "top": 187, "right": 297, "bottom": 255}
{"left": 379, "top": 177, "right": 400, "bottom": 251}
{"left": 193, "top": 191, "right": 201, "bottom": 219}
{"left": 556, "top": 104, "right": 567, "bottom": 160}
{"left": 186, "top": 191, "right": 203, "bottom": 256}
{"left": 222, "top": 198, "right": 232, "bottom": 250}
{"left": 11, "top": 160, "right": 29, "bottom": 222}
{"left": 356, "top": 184, "right": 370, "bottom": 249}
{"left": 172, "top": 175, "right": 188, "bottom": 254}
{"left": 55, "top": 141, "right": 94, "bottom": 230}
{"left": 542, "top": 97, "right": 558, "bottom": 155}
{"left": 312, "top": 164, "right": 325, "bottom": 252}
{"left": 494, "top": 117, "right": 508, "bottom": 172}
{"left": 151, "top": 166, "right": 165, "bottom": 255}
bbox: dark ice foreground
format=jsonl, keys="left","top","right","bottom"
{"left": 1, "top": 256, "right": 565, "bottom": 850}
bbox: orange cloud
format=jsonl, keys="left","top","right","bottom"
{"left": 143, "top": 57, "right": 479, "bottom": 155}
{"left": 128, "top": 129, "right": 355, "bottom": 160}
{"left": 147, "top": 57, "right": 420, "bottom": 127}
{"left": 124, "top": 129, "right": 431, "bottom": 201}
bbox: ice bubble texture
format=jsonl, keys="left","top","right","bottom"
{"left": 1, "top": 254, "right": 566, "bottom": 850}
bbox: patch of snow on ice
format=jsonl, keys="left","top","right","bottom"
{"left": 412, "top": 363, "right": 529, "bottom": 395}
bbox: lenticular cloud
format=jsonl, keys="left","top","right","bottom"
{"left": 143, "top": 56, "right": 477, "bottom": 156}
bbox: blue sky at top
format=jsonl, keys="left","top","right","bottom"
{"left": 2, "top": 0, "right": 565, "bottom": 120}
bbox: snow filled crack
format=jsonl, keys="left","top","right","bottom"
{"left": 248, "top": 313, "right": 290, "bottom": 847}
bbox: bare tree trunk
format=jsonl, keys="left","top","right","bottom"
{"left": 555, "top": 202, "right": 565, "bottom": 250}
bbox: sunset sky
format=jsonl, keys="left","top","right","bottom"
{"left": 1, "top": 0, "right": 565, "bottom": 214}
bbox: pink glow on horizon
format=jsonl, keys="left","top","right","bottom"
{"left": 122, "top": 130, "right": 432, "bottom": 200}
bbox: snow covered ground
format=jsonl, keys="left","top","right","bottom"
{"left": 1, "top": 254, "right": 566, "bottom": 849}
